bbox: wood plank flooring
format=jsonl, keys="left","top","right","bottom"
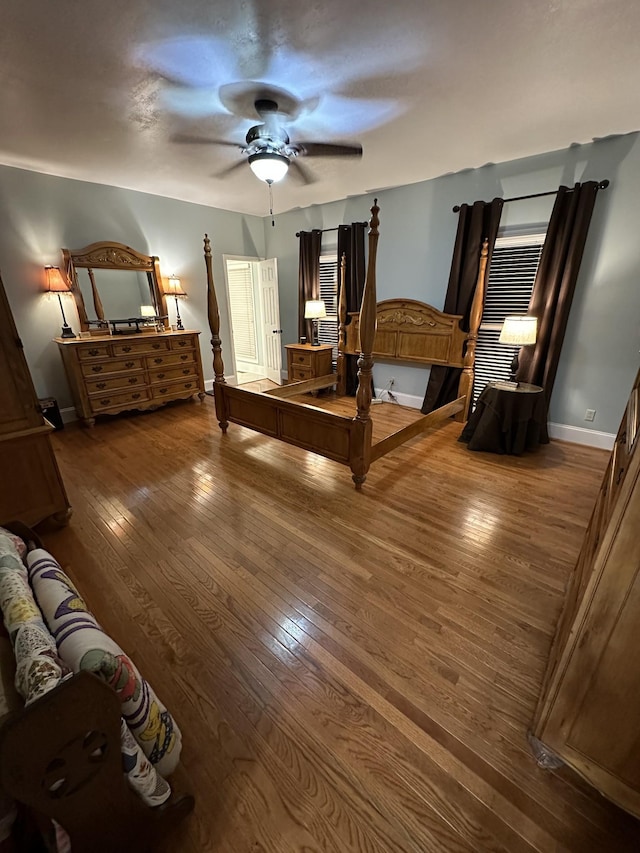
{"left": 43, "top": 396, "right": 640, "bottom": 852}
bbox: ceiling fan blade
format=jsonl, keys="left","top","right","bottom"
{"left": 214, "top": 160, "right": 248, "bottom": 180}
{"left": 171, "top": 133, "right": 241, "bottom": 148}
{"left": 295, "top": 142, "right": 363, "bottom": 158}
{"left": 288, "top": 159, "right": 316, "bottom": 186}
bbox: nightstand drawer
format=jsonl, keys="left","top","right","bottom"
{"left": 290, "top": 366, "right": 312, "bottom": 382}
{"left": 291, "top": 351, "right": 312, "bottom": 367}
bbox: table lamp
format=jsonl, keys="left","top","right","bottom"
{"left": 304, "top": 299, "right": 326, "bottom": 346}
{"left": 163, "top": 275, "right": 186, "bottom": 330}
{"left": 499, "top": 315, "right": 537, "bottom": 383}
{"left": 45, "top": 266, "right": 76, "bottom": 338}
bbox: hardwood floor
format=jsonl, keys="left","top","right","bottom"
{"left": 44, "top": 396, "right": 640, "bottom": 852}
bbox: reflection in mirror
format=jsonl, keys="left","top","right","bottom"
{"left": 76, "top": 268, "right": 158, "bottom": 321}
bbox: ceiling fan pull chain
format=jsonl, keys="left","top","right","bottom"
{"left": 268, "top": 180, "right": 275, "bottom": 227}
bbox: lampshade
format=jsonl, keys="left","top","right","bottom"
{"left": 499, "top": 316, "right": 537, "bottom": 346}
{"left": 304, "top": 299, "right": 327, "bottom": 320}
{"left": 44, "top": 266, "right": 71, "bottom": 293}
{"left": 248, "top": 152, "right": 289, "bottom": 183}
{"left": 163, "top": 275, "right": 186, "bottom": 297}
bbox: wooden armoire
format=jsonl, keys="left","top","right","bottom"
{"left": 531, "top": 366, "right": 640, "bottom": 817}
{"left": 0, "top": 273, "right": 70, "bottom": 528}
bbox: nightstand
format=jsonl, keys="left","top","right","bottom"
{"left": 285, "top": 343, "right": 333, "bottom": 383}
{"left": 459, "top": 381, "right": 548, "bottom": 454}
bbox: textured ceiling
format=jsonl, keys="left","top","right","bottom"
{"left": 1, "top": 0, "right": 639, "bottom": 217}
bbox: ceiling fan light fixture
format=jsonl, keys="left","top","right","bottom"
{"left": 248, "top": 152, "right": 289, "bottom": 184}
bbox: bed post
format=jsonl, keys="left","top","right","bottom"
{"left": 336, "top": 253, "right": 347, "bottom": 397}
{"left": 204, "top": 233, "right": 229, "bottom": 433}
{"left": 350, "top": 200, "right": 380, "bottom": 489}
{"left": 457, "top": 238, "right": 489, "bottom": 423}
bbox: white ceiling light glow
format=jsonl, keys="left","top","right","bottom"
{"left": 248, "top": 152, "right": 290, "bottom": 183}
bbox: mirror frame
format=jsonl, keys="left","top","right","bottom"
{"left": 61, "top": 241, "right": 169, "bottom": 332}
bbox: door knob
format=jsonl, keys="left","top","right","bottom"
{"left": 272, "top": 329, "right": 283, "bottom": 334}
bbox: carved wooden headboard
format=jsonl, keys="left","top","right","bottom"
{"left": 343, "top": 299, "right": 466, "bottom": 368}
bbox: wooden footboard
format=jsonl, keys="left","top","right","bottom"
{"left": 220, "top": 384, "right": 357, "bottom": 465}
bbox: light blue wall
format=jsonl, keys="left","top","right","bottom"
{"left": 0, "top": 165, "right": 265, "bottom": 409}
{"left": 265, "top": 133, "right": 640, "bottom": 434}
{"left": 2, "top": 132, "right": 639, "bottom": 435}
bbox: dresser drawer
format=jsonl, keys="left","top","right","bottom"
{"left": 149, "top": 365, "right": 198, "bottom": 384}
{"left": 146, "top": 352, "right": 195, "bottom": 368}
{"left": 90, "top": 388, "right": 150, "bottom": 412}
{"left": 81, "top": 357, "right": 143, "bottom": 377}
{"left": 170, "top": 336, "right": 195, "bottom": 351}
{"left": 86, "top": 373, "right": 146, "bottom": 394}
{"left": 77, "top": 344, "right": 111, "bottom": 361}
{"left": 112, "top": 339, "right": 169, "bottom": 356}
{"left": 290, "top": 350, "right": 312, "bottom": 367}
{"left": 151, "top": 379, "right": 199, "bottom": 400}
{"left": 290, "top": 366, "right": 312, "bottom": 382}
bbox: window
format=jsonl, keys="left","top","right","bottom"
{"left": 472, "top": 233, "right": 546, "bottom": 407}
{"left": 317, "top": 254, "right": 338, "bottom": 358}
{"left": 226, "top": 260, "right": 258, "bottom": 362}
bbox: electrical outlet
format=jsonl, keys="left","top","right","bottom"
{"left": 585, "top": 409, "right": 596, "bottom": 422}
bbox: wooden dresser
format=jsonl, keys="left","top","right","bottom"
{"left": 531, "top": 365, "right": 640, "bottom": 816}
{"left": 285, "top": 343, "right": 333, "bottom": 383}
{"left": 0, "top": 275, "right": 70, "bottom": 528}
{"left": 57, "top": 330, "right": 206, "bottom": 427}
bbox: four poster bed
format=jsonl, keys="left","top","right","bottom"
{"left": 204, "top": 201, "right": 488, "bottom": 488}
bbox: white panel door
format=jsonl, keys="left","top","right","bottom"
{"left": 258, "top": 258, "right": 282, "bottom": 384}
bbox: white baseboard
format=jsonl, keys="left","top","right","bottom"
{"left": 548, "top": 422, "right": 615, "bottom": 451}
{"left": 205, "top": 376, "right": 236, "bottom": 392}
{"left": 374, "top": 388, "right": 423, "bottom": 409}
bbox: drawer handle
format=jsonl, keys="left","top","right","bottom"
{"left": 157, "top": 372, "right": 165, "bottom": 379}
{"left": 122, "top": 345, "right": 132, "bottom": 353}
{"left": 125, "top": 361, "right": 134, "bottom": 368}
{"left": 178, "top": 340, "right": 187, "bottom": 347}
{"left": 184, "top": 382, "right": 193, "bottom": 389}
{"left": 131, "top": 393, "right": 141, "bottom": 400}
{"left": 96, "top": 382, "right": 106, "bottom": 389}
{"left": 100, "top": 398, "right": 111, "bottom": 405}
{"left": 154, "top": 357, "right": 163, "bottom": 364}
{"left": 297, "top": 356, "right": 305, "bottom": 362}
{"left": 91, "top": 365, "right": 103, "bottom": 373}
{"left": 152, "top": 343, "right": 161, "bottom": 349}
{"left": 180, "top": 354, "right": 188, "bottom": 361}
{"left": 616, "top": 467, "right": 625, "bottom": 485}
{"left": 182, "top": 369, "right": 190, "bottom": 375}
{"left": 128, "top": 377, "right": 138, "bottom": 385}
{"left": 159, "top": 387, "right": 168, "bottom": 394}
{"left": 89, "top": 348, "right": 99, "bottom": 356}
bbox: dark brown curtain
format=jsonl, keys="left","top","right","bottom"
{"left": 517, "top": 181, "right": 600, "bottom": 404}
{"left": 337, "top": 222, "right": 366, "bottom": 395}
{"left": 421, "top": 197, "right": 503, "bottom": 414}
{"left": 298, "top": 229, "right": 322, "bottom": 342}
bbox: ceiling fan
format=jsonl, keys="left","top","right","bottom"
{"left": 173, "top": 97, "right": 363, "bottom": 186}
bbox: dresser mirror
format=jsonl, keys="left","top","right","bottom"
{"left": 62, "top": 241, "right": 169, "bottom": 333}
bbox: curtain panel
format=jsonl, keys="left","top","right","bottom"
{"left": 297, "top": 230, "right": 322, "bottom": 343}
{"left": 421, "top": 197, "right": 503, "bottom": 414}
{"left": 337, "top": 222, "right": 366, "bottom": 395}
{"left": 517, "top": 181, "right": 600, "bottom": 407}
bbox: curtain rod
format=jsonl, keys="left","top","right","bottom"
{"left": 451, "top": 179, "right": 609, "bottom": 213}
{"left": 295, "top": 221, "right": 368, "bottom": 237}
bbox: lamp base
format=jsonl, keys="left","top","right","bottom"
{"left": 509, "top": 348, "right": 520, "bottom": 384}
{"left": 60, "top": 323, "right": 76, "bottom": 339}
